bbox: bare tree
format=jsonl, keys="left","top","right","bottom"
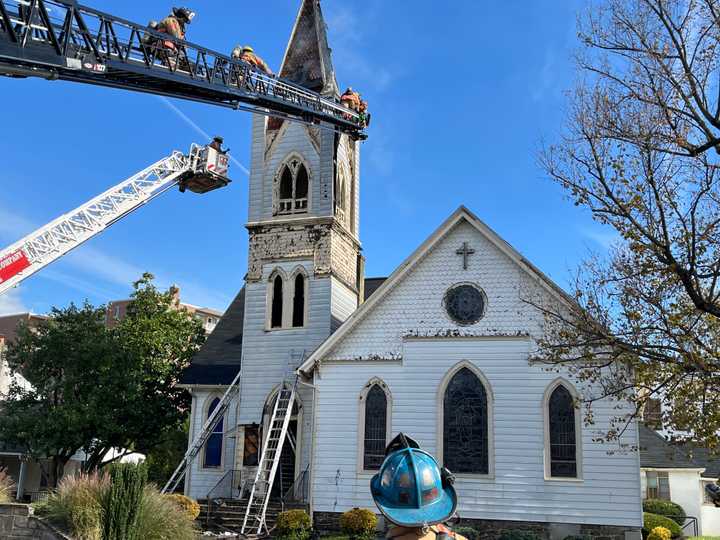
{"left": 538, "top": 0, "right": 720, "bottom": 445}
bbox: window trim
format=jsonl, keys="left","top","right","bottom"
{"left": 202, "top": 394, "right": 226, "bottom": 470}
{"left": 273, "top": 153, "right": 312, "bottom": 216}
{"left": 436, "top": 361, "right": 494, "bottom": 479}
{"left": 543, "top": 378, "right": 583, "bottom": 482}
{"left": 357, "top": 378, "right": 393, "bottom": 474}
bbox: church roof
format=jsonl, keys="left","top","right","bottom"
{"left": 279, "top": 0, "right": 339, "bottom": 96}
{"left": 299, "top": 206, "right": 578, "bottom": 375}
{"left": 179, "top": 278, "right": 386, "bottom": 386}
{"left": 179, "top": 287, "right": 245, "bottom": 386}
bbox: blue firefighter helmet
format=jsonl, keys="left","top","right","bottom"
{"left": 370, "top": 433, "right": 457, "bottom": 528}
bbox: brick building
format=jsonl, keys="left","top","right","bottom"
{"left": 178, "top": 1, "right": 642, "bottom": 539}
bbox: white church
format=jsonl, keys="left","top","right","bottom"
{"left": 179, "top": 2, "right": 643, "bottom": 538}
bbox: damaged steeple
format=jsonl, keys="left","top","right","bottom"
{"left": 279, "top": 0, "right": 339, "bottom": 97}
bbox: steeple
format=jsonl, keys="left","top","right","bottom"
{"left": 279, "top": 0, "right": 339, "bottom": 97}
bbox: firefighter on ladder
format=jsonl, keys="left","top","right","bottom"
{"left": 232, "top": 45, "right": 273, "bottom": 75}
{"left": 341, "top": 87, "right": 371, "bottom": 128}
{"left": 152, "top": 7, "right": 195, "bottom": 70}
{"left": 371, "top": 434, "right": 466, "bottom": 540}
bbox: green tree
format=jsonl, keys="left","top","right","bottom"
{"left": 144, "top": 417, "right": 189, "bottom": 488}
{"left": 0, "top": 274, "right": 205, "bottom": 484}
{"left": 537, "top": 0, "right": 720, "bottom": 445}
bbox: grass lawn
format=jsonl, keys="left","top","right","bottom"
{"left": 688, "top": 537, "right": 720, "bottom": 539}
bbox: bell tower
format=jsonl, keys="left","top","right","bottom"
{"left": 239, "top": 0, "right": 363, "bottom": 429}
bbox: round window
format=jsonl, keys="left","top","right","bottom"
{"left": 444, "top": 284, "right": 485, "bottom": 325}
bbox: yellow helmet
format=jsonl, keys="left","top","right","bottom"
{"left": 242, "top": 45, "right": 254, "bottom": 53}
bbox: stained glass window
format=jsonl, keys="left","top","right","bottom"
{"left": 549, "top": 385, "right": 577, "bottom": 478}
{"left": 204, "top": 397, "right": 223, "bottom": 468}
{"left": 363, "top": 385, "right": 387, "bottom": 470}
{"left": 443, "top": 367, "right": 488, "bottom": 474}
{"left": 444, "top": 285, "right": 485, "bottom": 325}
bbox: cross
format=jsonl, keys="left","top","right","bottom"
{"left": 456, "top": 242, "right": 475, "bottom": 270}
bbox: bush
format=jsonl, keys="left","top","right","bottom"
{"left": 498, "top": 531, "right": 542, "bottom": 540}
{"left": 455, "top": 526, "right": 480, "bottom": 540}
{"left": 647, "top": 527, "right": 671, "bottom": 540}
{"left": 276, "top": 509, "right": 312, "bottom": 540}
{"left": 0, "top": 468, "right": 16, "bottom": 503}
{"left": 40, "top": 473, "right": 108, "bottom": 540}
{"left": 102, "top": 463, "right": 147, "bottom": 540}
{"left": 340, "top": 508, "right": 378, "bottom": 540}
{"left": 643, "top": 513, "right": 682, "bottom": 539}
{"left": 136, "top": 487, "right": 196, "bottom": 540}
{"left": 165, "top": 494, "right": 200, "bottom": 520}
{"left": 642, "top": 499, "right": 687, "bottom": 526}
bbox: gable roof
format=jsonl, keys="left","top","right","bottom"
{"left": 179, "top": 287, "right": 245, "bottom": 386}
{"left": 299, "top": 206, "right": 576, "bottom": 374}
{"left": 279, "top": 0, "right": 339, "bottom": 96}
{"left": 638, "top": 424, "right": 704, "bottom": 470}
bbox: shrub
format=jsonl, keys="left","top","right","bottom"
{"left": 340, "top": 508, "right": 378, "bottom": 540}
{"left": 498, "top": 531, "right": 542, "bottom": 540}
{"left": 165, "top": 494, "right": 200, "bottom": 520}
{"left": 276, "top": 509, "right": 312, "bottom": 540}
{"left": 40, "top": 472, "right": 108, "bottom": 540}
{"left": 102, "top": 463, "right": 147, "bottom": 540}
{"left": 0, "top": 468, "right": 16, "bottom": 503}
{"left": 455, "top": 526, "right": 480, "bottom": 540}
{"left": 647, "top": 526, "right": 671, "bottom": 540}
{"left": 643, "top": 513, "right": 682, "bottom": 539}
{"left": 642, "top": 499, "right": 687, "bottom": 526}
{"left": 136, "top": 487, "right": 196, "bottom": 540}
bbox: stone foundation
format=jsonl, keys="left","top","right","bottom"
{"left": 0, "top": 503, "right": 69, "bottom": 539}
{"left": 312, "top": 512, "right": 641, "bottom": 540}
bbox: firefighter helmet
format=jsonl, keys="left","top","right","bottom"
{"left": 370, "top": 433, "right": 457, "bottom": 528}
{"left": 172, "top": 7, "right": 195, "bottom": 23}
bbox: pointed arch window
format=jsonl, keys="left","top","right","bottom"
{"left": 359, "top": 380, "right": 391, "bottom": 471}
{"left": 442, "top": 367, "right": 489, "bottom": 474}
{"left": 204, "top": 397, "right": 224, "bottom": 468}
{"left": 275, "top": 156, "right": 310, "bottom": 215}
{"left": 545, "top": 382, "right": 580, "bottom": 479}
{"left": 271, "top": 274, "right": 284, "bottom": 328}
{"left": 292, "top": 273, "right": 306, "bottom": 328}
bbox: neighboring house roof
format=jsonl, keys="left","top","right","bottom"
{"left": 180, "top": 276, "right": 388, "bottom": 386}
{"left": 639, "top": 424, "right": 703, "bottom": 470}
{"left": 179, "top": 287, "right": 246, "bottom": 386}
{"left": 299, "top": 206, "right": 577, "bottom": 374}
{"left": 674, "top": 445, "right": 720, "bottom": 479}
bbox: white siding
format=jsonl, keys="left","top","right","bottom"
{"left": 310, "top": 217, "right": 642, "bottom": 528}
{"left": 331, "top": 277, "right": 358, "bottom": 331}
{"left": 186, "top": 389, "right": 238, "bottom": 500}
{"left": 313, "top": 340, "right": 642, "bottom": 527}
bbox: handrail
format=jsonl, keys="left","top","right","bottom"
{"left": 205, "top": 468, "right": 242, "bottom": 528}
{"left": 280, "top": 466, "right": 310, "bottom": 510}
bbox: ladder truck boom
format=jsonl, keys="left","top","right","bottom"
{"left": 0, "top": 0, "right": 367, "bottom": 139}
{"left": 0, "top": 143, "right": 230, "bottom": 297}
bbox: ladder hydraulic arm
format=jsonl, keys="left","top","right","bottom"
{"left": 0, "top": 142, "right": 230, "bottom": 297}
{"left": 0, "top": 0, "right": 367, "bottom": 139}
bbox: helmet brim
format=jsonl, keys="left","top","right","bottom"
{"left": 370, "top": 474, "right": 457, "bottom": 528}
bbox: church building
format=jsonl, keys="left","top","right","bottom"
{"left": 179, "top": 2, "right": 642, "bottom": 539}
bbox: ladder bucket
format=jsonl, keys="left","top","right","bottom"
{"left": 180, "top": 145, "right": 231, "bottom": 194}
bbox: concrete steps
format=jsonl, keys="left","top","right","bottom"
{"left": 198, "top": 497, "right": 307, "bottom": 533}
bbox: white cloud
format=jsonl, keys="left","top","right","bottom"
{"left": 582, "top": 228, "right": 621, "bottom": 249}
{"left": 0, "top": 287, "right": 27, "bottom": 316}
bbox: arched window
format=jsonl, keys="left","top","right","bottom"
{"left": 204, "top": 397, "right": 224, "bottom": 468}
{"left": 271, "top": 275, "right": 284, "bottom": 328}
{"left": 546, "top": 383, "right": 580, "bottom": 478}
{"left": 442, "top": 366, "right": 489, "bottom": 474}
{"left": 359, "top": 380, "right": 391, "bottom": 471}
{"left": 292, "top": 273, "right": 305, "bottom": 328}
{"left": 275, "top": 156, "right": 310, "bottom": 215}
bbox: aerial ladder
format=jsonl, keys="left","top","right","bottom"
{"left": 0, "top": 142, "right": 230, "bottom": 297}
{"left": 0, "top": 0, "right": 367, "bottom": 139}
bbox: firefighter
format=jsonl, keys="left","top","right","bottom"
{"left": 209, "top": 136, "right": 228, "bottom": 154}
{"left": 371, "top": 434, "right": 465, "bottom": 540}
{"left": 341, "top": 87, "right": 361, "bottom": 111}
{"left": 154, "top": 7, "right": 195, "bottom": 69}
{"left": 232, "top": 45, "right": 273, "bottom": 75}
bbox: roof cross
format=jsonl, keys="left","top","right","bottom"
{"left": 455, "top": 242, "right": 476, "bottom": 270}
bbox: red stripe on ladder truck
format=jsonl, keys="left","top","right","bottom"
{"left": 0, "top": 250, "right": 31, "bottom": 284}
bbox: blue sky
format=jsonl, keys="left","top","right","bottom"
{"left": 0, "top": 0, "right": 615, "bottom": 315}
